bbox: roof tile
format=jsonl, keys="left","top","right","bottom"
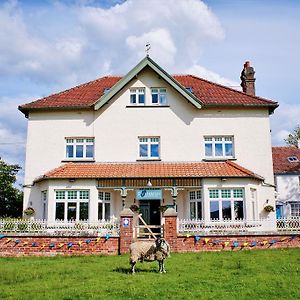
{"left": 272, "top": 146, "right": 300, "bottom": 174}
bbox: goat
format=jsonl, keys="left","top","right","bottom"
{"left": 129, "top": 238, "right": 170, "bottom": 274}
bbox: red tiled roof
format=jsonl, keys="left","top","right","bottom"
{"left": 35, "top": 161, "right": 263, "bottom": 182}
{"left": 19, "top": 75, "right": 278, "bottom": 114}
{"left": 272, "top": 146, "right": 300, "bottom": 174}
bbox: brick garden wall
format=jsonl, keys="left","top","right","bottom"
{"left": 0, "top": 236, "right": 119, "bottom": 257}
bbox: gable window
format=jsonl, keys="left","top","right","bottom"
{"left": 204, "top": 136, "right": 234, "bottom": 158}
{"left": 55, "top": 190, "right": 89, "bottom": 221}
{"left": 151, "top": 88, "right": 167, "bottom": 105}
{"left": 130, "top": 88, "right": 145, "bottom": 105}
{"left": 209, "top": 188, "right": 244, "bottom": 220}
{"left": 66, "top": 138, "right": 94, "bottom": 160}
{"left": 189, "top": 190, "right": 202, "bottom": 219}
{"left": 98, "top": 191, "right": 111, "bottom": 220}
{"left": 139, "top": 137, "right": 160, "bottom": 159}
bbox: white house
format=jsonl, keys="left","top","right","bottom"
{"left": 272, "top": 146, "right": 300, "bottom": 218}
{"left": 19, "top": 56, "right": 278, "bottom": 230}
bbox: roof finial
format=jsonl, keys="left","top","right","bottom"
{"left": 145, "top": 42, "right": 151, "bottom": 56}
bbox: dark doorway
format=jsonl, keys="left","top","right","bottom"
{"left": 139, "top": 200, "right": 161, "bottom": 226}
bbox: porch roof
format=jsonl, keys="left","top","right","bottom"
{"left": 35, "top": 161, "right": 264, "bottom": 182}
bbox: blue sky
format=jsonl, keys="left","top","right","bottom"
{"left": 0, "top": 0, "right": 299, "bottom": 185}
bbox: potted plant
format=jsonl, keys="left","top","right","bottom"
{"left": 24, "top": 207, "right": 35, "bottom": 216}
{"left": 264, "top": 205, "right": 274, "bottom": 213}
{"left": 130, "top": 204, "right": 141, "bottom": 213}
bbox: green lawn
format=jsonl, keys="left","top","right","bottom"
{"left": 1, "top": 249, "right": 299, "bottom": 300}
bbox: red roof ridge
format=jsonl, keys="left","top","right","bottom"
{"left": 176, "top": 74, "right": 278, "bottom": 106}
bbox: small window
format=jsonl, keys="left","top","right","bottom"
{"left": 189, "top": 190, "right": 202, "bottom": 219}
{"left": 288, "top": 156, "right": 299, "bottom": 162}
{"left": 65, "top": 138, "right": 94, "bottom": 160}
{"left": 186, "top": 87, "right": 193, "bottom": 93}
{"left": 98, "top": 191, "right": 111, "bottom": 220}
{"left": 151, "top": 88, "right": 167, "bottom": 105}
{"left": 204, "top": 136, "right": 234, "bottom": 158}
{"left": 130, "top": 88, "right": 145, "bottom": 105}
{"left": 138, "top": 137, "right": 160, "bottom": 159}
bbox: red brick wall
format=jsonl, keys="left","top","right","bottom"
{"left": 164, "top": 216, "right": 178, "bottom": 251}
{"left": 119, "top": 215, "right": 134, "bottom": 254}
{"left": 176, "top": 234, "right": 300, "bottom": 252}
{"left": 0, "top": 236, "right": 119, "bottom": 257}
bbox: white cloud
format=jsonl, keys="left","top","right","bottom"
{"left": 270, "top": 102, "right": 300, "bottom": 145}
{"left": 184, "top": 64, "right": 239, "bottom": 87}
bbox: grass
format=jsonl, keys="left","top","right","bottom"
{"left": 1, "top": 249, "right": 300, "bottom": 300}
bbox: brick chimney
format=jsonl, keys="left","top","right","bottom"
{"left": 240, "top": 61, "right": 256, "bottom": 96}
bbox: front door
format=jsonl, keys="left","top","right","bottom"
{"left": 139, "top": 200, "right": 161, "bottom": 226}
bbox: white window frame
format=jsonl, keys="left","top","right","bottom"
{"left": 189, "top": 190, "right": 202, "bottom": 220}
{"left": 65, "top": 137, "right": 94, "bottom": 160}
{"left": 204, "top": 136, "right": 234, "bottom": 159}
{"left": 151, "top": 88, "right": 167, "bottom": 105}
{"left": 138, "top": 137, "right": 160, "bottom": 160}
{"left": 98, "top": 191, "right": 111, "bottom": 220}
{"left": 55, "top": 190, "right": 89, "bottom": 221}
{"left": 130, "top": 88, "right": 145, "bottom": 105}
{"left": 209, "top": 188, "right": 244, "bottom": 221}
{"left": 291, "top": 203, "right": 300, "bottom": 217}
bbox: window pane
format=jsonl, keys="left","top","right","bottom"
{"left": 190, "top": 202, "right": 196, "bottom": 219}
{"left": 221, "top": 190, "right": 231, "bottom": 198}
{"left": 205, "top": 144, "right": 213, "bottom": 156}
{"left": 86, "top": 145, "right": 94, "bottom": 158}
{"left": 215, "top": 143, "right": 223, "bottom": 156}
{"left": 67, "top": 202, "right": 77, "bottom": 221}
{"left": 56, "top": 191, "right": 65, "bottom": 200}
{"left": 138, "top": 94, "right": 145, "bottom": 104}
{"left": 66, "top": 145, "right": 74, "bottom": 158}
{"left": 105, "top": 203, "right": 110, "bottom": 220}
{"left": 234, "top": 201, "right": 244, "bottom": 220}
{"left": 222, "top": 201, "right": 232, "bottom": 220}
{"left": 233, "top": 189, "right": 243, "bottom": 198}
{"left": 152, "top": 93, "right": 158, "bottom": 104}
{"left": 189, "top": 191, "right": 195, "bottom": 200}
{"left": 225, "top": 143, "right": 233, "bottom": 156}
{"left": 55, "top": 203, "right": 64, "bottom": 220}
{"left": 150, "top": 144, "right": 159, "bottom": 157}
{"left": 68, "top": 191, "right": 77, "bottom": 200}
{"left": 76, "top": 145, "right": 84, "bottom": 158}
{"left": 79, "top": 191, "right": 89, "bottom": 200}
{"left": 209, "top": 189, "right": 219, "bottom": 199}
{"left": 130, "top": 94, "right": 136, "bottom": 104}
{"left": 80, "top": 202, "right": 89, "bottom": 220}
{"left": 98, "top": 203, "right": 103, "bottom": 220}
{"left": 197, "top": 201, "right": 202, "bottom": 219}
{"left": 98, "top": 191, "right": 104, "bottom": 200}
{"left": 210, "top": 201, "right": 219, "bottom": 220}
{"left": 159, "top": 94, "right": 167, "bottom": 105}
{"left": 140, "top": 144, "right": 148, "bottom": 157}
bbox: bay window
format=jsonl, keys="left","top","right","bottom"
{"left": 55, "top": 190, "right": 89, "bottom": 221}
{"left": 209, "top": 188, "right": 244, "bottom": 220}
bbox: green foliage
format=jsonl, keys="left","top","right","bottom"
{"left": 0, "top": 158, "right": 23, "bottom": 218}
{"left": 284, "top": 125, "right": 300, "bottom": 147}
{"left": 0, "top": 249, "right": 300, "bottom": 299}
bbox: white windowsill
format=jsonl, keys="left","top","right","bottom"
{"left": 202, "top": 158, "right": 236, "bottom": 162}
{"left": 126, "top": 105, "right": 170, "bottom": 108}
{"left": 62, "top": 159, "right": 95, "bottom": 163}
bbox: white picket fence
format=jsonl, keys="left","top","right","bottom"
{"left": 0, "top": 219, "right": 120, "bottom": 236}
{"left": 178, "top": 217, "right": 300, "bottom": 235}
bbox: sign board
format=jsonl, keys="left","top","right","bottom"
{"left": 122, "top": 218, "right": 130, "bottom": 228}
{"left": 136, "top": 189, "right": 162, "bottom": 200}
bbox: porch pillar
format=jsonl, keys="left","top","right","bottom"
{"left": 163, "top": 208, "right": 178, "bottom": 252}
{"left": 119, "top": 208, "right": 134, "bottom": 254}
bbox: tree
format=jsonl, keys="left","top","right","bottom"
{"left": 0, "top": 158, "right": 23, "bottom": 218}
{"left": 284, "top": 125, "right": 300, "bottom": 148}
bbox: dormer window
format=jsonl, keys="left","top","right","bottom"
{"left": 288, "top": 156, "right": 299, "bottom": 162}
{"left": 151, "top": 88, "right": 167, "bottom": 105}
{"left": 130, "top": 88, "right": 145, "bottom": 105}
